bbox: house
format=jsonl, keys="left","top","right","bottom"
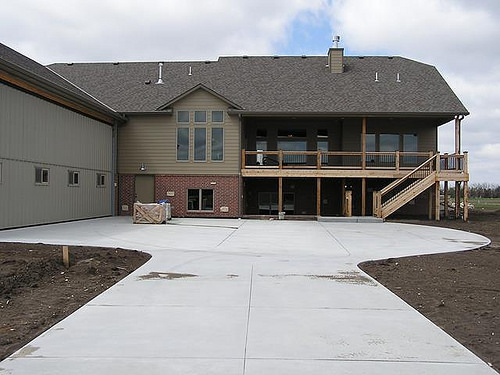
{"left": 1, "top": 41, "right": 470, "bottom": 228}
{"left": 0, "top": 43, "right": 123, "bottom": 229}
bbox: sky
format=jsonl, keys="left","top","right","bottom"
{"left": 1, "top": 0, "right": 499, "bottom": 184}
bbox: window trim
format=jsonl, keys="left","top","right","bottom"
{"left": 35, "top": 167, "right": 50, "bottom": 185}
{"left": 211, "top": 127, "right": 224, "bottom": 162}
{"left": 176, "top": 127, "right": 190, "bottom": 162}
{"left": 194, "top": 110, "right": 207, "bottom": 124}
{"left": 68, "top": 170, "right": 80, "bottom": 187}
{"left": 96, "top": 173, "right": 106, "bottom": 188}
{"left": 211, "top": 110, "right": 224, "bottom": 123}
{"left": 177, "top": 110, "right": 190, "bottom": 123}
{"left": 187, "top": 188, "right": 214, "bottom": 212}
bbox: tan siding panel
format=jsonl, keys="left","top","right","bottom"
{"left": 118, "top": 89, "right": 240, "bottom": 175}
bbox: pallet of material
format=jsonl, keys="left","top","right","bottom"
{"left": 133, "top": 202, "right": 166, "bottom": 224}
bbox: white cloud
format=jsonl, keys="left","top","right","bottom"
{"left": 328, "top": 0, "right": 500, "bottom": 184}
{"left": 1, "top": 0, "right": 326, "bottom": 63}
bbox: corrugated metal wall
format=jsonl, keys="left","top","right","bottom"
{"left": 0, "top": 83, "right": 113, "bottom": 229}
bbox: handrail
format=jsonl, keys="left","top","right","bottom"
{"left": 379, "top": 154, "right": 438, "bottom": 196}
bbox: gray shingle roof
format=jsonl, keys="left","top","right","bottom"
{"left": 0, "top": 43, "right": 121, "bottom": 119}
{"left": 48, "top": 55, "right": 468, "bottom": 116}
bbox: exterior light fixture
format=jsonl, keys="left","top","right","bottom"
{"left": 139, "top": 163, "right": 147, "bottom": 171}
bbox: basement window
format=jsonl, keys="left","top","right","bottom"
{"left": 35, "top": 167, "right": 49, "bottom": 185}
{"left": 68, "top": 170, "right": 80, "bottom": 186}
{"left": 187, "top": 189, "right": 213, "bottom": 211}
{"left": 96, "top": 173, "right": 106, "bottom": 187}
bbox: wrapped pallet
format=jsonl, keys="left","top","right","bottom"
{"left": 133, "top": 202, "right": 168, "bottom": 224}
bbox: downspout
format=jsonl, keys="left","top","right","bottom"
{"left": 238, "top": 113, "right": 243, "bottom": 218}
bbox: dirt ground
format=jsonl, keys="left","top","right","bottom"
{"left": 360, "top": 210, "right": 500, "bottom": 372}
{"left": 0, "top": 243, "right": 151, "bottom": 361}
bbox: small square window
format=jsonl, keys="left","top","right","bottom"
{"left": 177, "top": 110, "right": 189, "bottom": 123}
{"left": 68, "top": 170, "right": 80, "bottom": 186}
{"left": 194, "top": 111, "right": 207, "bottom": 123}
{"left": 35, "top": 167, "right": 49, "bottom": 185}
{"left": 96, "top": 173, "right": 106, "bottom": 187}
{"left": 212, "top": 111, "right": 224, "bottom": 123}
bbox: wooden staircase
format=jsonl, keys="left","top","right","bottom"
{"left": 373, "top": 154, "right": 438, "bottom": 219}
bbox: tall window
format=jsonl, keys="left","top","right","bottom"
{"left": 35, "top": 167, "right": 49, "bottom": 185}
{"left": 211, "top": 128, "right": 224, "bottom": 161}
{"left": 96, "top": 173, "right": 106, "bottom": 187}
{"left": 187, "top": 189, "right": 213, "bottom": 211}
{"left": 177, "top": 128, "right": 190, "bottom": 161}
{"left": 194, "top": 128, "right": 206, "bottom": 161}
{"left": 403, "top": 134, "right": 418, "bottom": 166}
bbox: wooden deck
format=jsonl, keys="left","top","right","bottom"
{"left": 241, "top": 150, "right": 469, "bottom": 181}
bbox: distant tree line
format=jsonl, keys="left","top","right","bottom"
{"left": 444, "top": 183, "right": 500, "bottom": 198}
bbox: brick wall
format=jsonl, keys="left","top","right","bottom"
{"left": 155, "top": 175, "right": 240, "bottom": 218}
{"left": 119, "top": 174, "right": 135, "bottom": 216}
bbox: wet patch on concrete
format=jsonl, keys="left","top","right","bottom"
{"left": 137, "top": 272, "right": 197, "bottom": 280}
{"left": 258, "top": 271, "right": 376, "bottom": 285}
{"left": 443, "top": 238, "right": 488, "bottom": 246}
{"left": 12, "top": 345, "right": 39, "bottom": 358}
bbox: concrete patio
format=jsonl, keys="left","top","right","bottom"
{"left": 0, "top": 217, "right": 495, "bottom": 374}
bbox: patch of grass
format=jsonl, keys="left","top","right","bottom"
{"left": 469, "top": 197, "right": 500, "bottom": 211}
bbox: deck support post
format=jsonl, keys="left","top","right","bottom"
{"left": 435, "top": 181, "right": 441, "bottom": 221}
{"left": 341, "top": 178, "right": 346, "bottom": 215}
{"left": 428, "top": 187, "right": 433, "bottom": 220}
{"left": 361, "top": 178, "right": 366, "bottom": 216}
{"left": 316, "top": 177, "right": 321, "bottom": 216}
{"left": 278, "top": 177, "right": 283, "bottom": 214}
{"left": 463, "top": 181, "right": 469, "bottom": 221}
{"left": 361, "top": 117, "right": 367, "bottom": 170}
{"left": 455, "top": 181, "right": 461, "bottom": 219}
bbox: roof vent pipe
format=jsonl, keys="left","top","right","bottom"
{"left": 188, "top": 66, "right": 192, "bottom": 76}
{"left": 375, "top": 72, "right": 379, "bottom": 82}
{"left": 155, "top": 62, "right": 164, "bottom": 85}
{"left": 333, "top": 35, "right": 340, "bottom": 48}
{"left": 396, "top": 73, "right": 401, "bottom": 82}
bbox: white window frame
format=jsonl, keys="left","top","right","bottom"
{"left": 96, "top": 173, "right": 106, "bottom": 188}
{"left": 176, "top": 127, "right": 190, "bottom": 161}
{"left": 35, "top": 167, "right": 49, "bottom": 185}
{"left": 211, "top": 110, "right": 224, "bottom": 123}
{"left": 211, "top": 127, "right": 224, "bottom": 162}
{"left": 177, "top": 110, "right": 190, "bottom": 123}
{"left": 68, "top": 170, "right": 80, "bottom": 186}
{"left": 194, "top": 110, "right": 207, "bottom": 124}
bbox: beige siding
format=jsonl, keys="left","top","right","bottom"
{"left": 118, "top": 89, "right": 240, "bottom": 175}
{"left": 0, "top": 83, "right": 112, "bottom": 229}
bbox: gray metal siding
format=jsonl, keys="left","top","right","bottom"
{"left": 0, "top": 83, "right": 112, "bottom": 229}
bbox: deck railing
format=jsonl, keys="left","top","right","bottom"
{"left": 242, "top": 150, "right": 439, "bottom": 171}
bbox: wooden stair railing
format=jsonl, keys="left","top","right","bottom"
{"left": 373, "top": 153, "right": 439, "bottom": 219}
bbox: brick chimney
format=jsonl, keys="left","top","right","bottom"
{"left": 328, "top": 35, "right": 344, "bottom": 73}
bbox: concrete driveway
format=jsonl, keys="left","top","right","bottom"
{"left": 0, "top": 217, "right": 495, "bottom": 374}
